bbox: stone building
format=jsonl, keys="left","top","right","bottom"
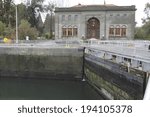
{"left": 55, "top": 4, "right": 136, "bottom": 40}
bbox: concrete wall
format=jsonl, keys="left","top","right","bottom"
{"left": 84, "top": 54, "right": 145, "bottom": 100}
{"left": 0, "top": 47, "right": 84, "bottom": 80}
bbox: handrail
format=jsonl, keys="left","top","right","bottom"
{"left": 85, "top": 47, "right": 150, "bottom": 64}
{"left": 85, "top": 47, "right": 150, "bottom": 72}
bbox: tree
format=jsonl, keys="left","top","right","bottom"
{"left": 136, "top": 2, "right": 150, "bottom": 40}
{"left": 17, "top": 3, "right": 28, "bottom": 24}
{"left": 18, "top": 20, "right": 39, "bottom": 40}
{"left": 142, "top": 21, "right": 150, "bottom": 39}
{"left": 142, "top": 3, "right": 150, "bottom": 39}
{"left": 134, "top": 27, "right": 145, "bottom": 39}
{"left": 26, "top": 0, "right": 45, "bottom": 28}
{"left": 44, "top": 1, "right": 56, "bottom": 38}
{"left": 0, "top": 0, "right": 16, "bottom": 27}
{"left": 0, "top": 21, "right": 5, "bottom": 36}
{"left": 4, "top": 26, "right": 15, "bottom": 39}
{"left": 43, "top": 14, "right": 50, "bottom": 33}
{"left": 142, "top": 3, "right": 150, "bottom": 23}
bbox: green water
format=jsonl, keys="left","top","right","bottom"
{"left": 0, "top": 78, "right": 104, "bottom": 100}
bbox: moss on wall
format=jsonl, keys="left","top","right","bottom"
{"left": 85, "top": 68, "right": 133, "bottom": 99}
{"left": 84, "top": 56, "right": 144, "bottom": 100}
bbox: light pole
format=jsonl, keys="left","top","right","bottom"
{"left": 50, "top": 6, "right": 54, "bottom": 39}
{"left": 12, "top": 2, "right": 19, "bottom": 44}
{"left": 50, "top": 9, "right": 52, "bottom": 39}
{"left": 15, "top": 5, "right": 18, "bottom": 43}
{"left": 104, "top": 3, "right": 107, "bottom": 40}
{"left": 47, "top": 3, "right": 55, "bottom": 39}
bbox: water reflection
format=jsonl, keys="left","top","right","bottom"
{"left": 0, "top": 78, "right": 104, "bottom": 100}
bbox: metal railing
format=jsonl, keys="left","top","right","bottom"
{"left": 1, "top": 39, "right": 150, "bottom": 47}
{"left": 144, "top": 75, "right": 150, "bottom": 100}
{"left": 85, "top": 47, "right": 150, "bottom": 72}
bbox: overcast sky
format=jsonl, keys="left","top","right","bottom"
{"left": 14, "top": 0, "right": 150, "bottom": 26}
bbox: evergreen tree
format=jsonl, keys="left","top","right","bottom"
{"left": 135, "top": 2, "right": 150, "bottom": 40}
{"left": 0, "top": 21, "right": 5, "bottom": 36}
{"left": 44, "top": 1, "right": 55, "bottom": 38}
{"left": 17, "top": 3, "right": 28, "bottom": 24}
{"left": 26, "top": 0, "right": 45, "bottom": 28}
{"left": 0, "top": 0, "right": 15, "bottom": 27}
{"left": 142, "top": 3, "right": 150, "bottom": 39}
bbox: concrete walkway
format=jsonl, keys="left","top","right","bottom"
{"left": 89, "top": 45, "right": 150, "bottom": 61}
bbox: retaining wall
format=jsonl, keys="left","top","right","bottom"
{"left": 0, "top": 47, "right": 84, "bottom": 80}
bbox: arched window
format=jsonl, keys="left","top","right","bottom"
{"left": 115, "top": 25, "right": 121, "bottom": 36}
{"left": 73, "top": 26, "right": 78, "bottom": 36}
{"left": 68, "top": 15, "right": 71, "bottom": 21}
{"left": 121, "top": 25, "right": 127, "bottom": 37}
{"left": 62, "top": 15, "right": 65, "bottom": 21}
{"left": 74, "top": 15, "right": 78, "bottom": 21}
{"left": 68, "top": 26, "right": 72, "bottom": 36}
{"left": 62, "top": 25, "right": 78, "bottom": 37}
{"left": 62, "top": 26, "right": 67, "bottom": 37}
{"left": 109, "top": 25, "right": 115, "bottom": 36}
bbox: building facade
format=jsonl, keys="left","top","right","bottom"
{"left": 55, "top": 4, "right": 136, "bottom": 40}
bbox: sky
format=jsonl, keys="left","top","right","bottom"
{"left": 14, "top": 0, "right": 150, "bottom": 26}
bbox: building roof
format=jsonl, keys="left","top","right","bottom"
{"left": 55, "top": 4, "right": 136, "bottom": 12}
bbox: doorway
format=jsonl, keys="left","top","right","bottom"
{"left": 87, "top": 17, "right": 100, "bottom": 39}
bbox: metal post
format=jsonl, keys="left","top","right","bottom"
{"left": 50, "top": 10, "right": 53, "bottom": 39}
{"left": 16, "top": 5, "right": 18, "bottom": 43}
{"left": 82, "top": 47, "right": 86, "bottom": 81}
{"left": 143, "top": 73, "right": 150, "bottom": 100}
{"left": 104, "top": 6, "right": 107, "bottom": 40}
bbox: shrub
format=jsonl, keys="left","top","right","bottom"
{"left": 18, "top": 20, "right": 39, "bottom": 40}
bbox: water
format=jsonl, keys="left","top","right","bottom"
{"left": 0, "top": 78, "right": 104, "bottom": 100}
